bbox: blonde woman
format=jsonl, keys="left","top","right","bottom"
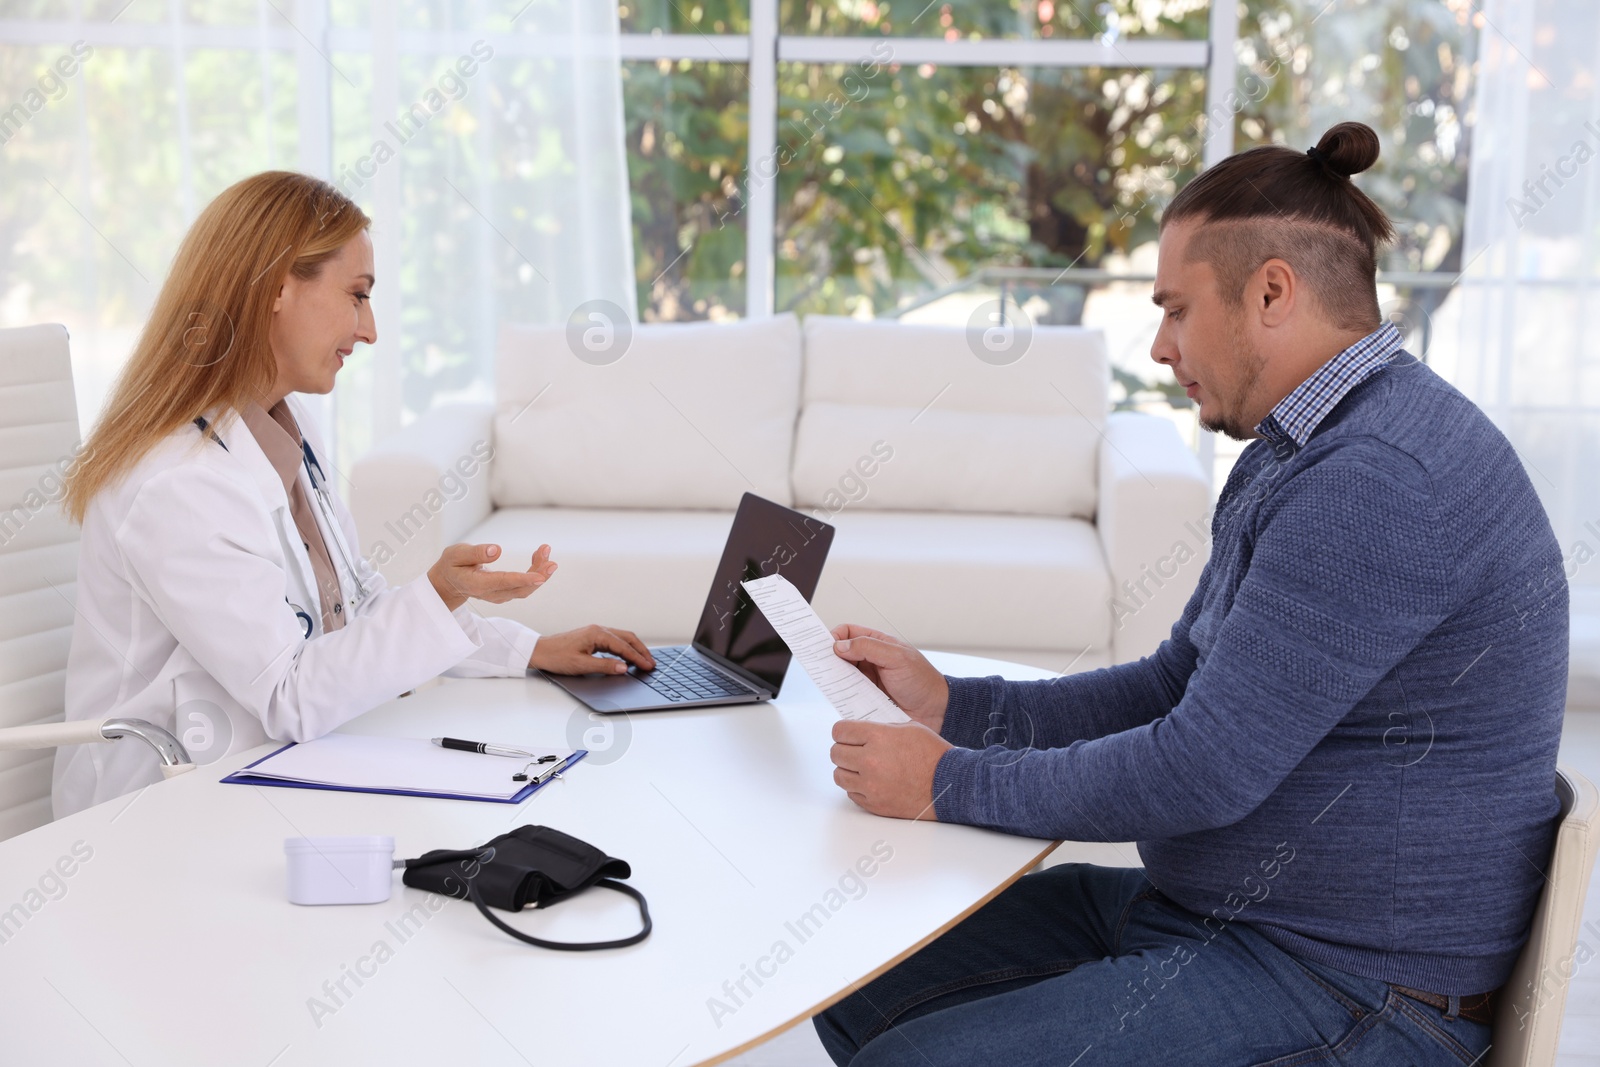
{"left": 55, "top": 171, "right": 653, "bottom": 816}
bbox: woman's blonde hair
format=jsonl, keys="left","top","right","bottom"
{"left": 62, "top": 171, "right": 370, "bottom": 523}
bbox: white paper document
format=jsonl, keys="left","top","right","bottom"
{"left": 742, "top": 574, "right": 911, "bottom": 724}
{"left": 241, "top": 734, "right": 574, "bottom": 800}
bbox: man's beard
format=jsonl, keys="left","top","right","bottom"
{"left": 1198, "top": 315, "right": 1266, "bottom": 442}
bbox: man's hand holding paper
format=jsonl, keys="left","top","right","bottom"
{"left": 829, "top": 623, "right": 950, "bottom": 732}
{"left": 741, "top": 575, "right": 953, "bottom": 821}
{"left": 740, "top": 574, "right": 912, "bottom": 724}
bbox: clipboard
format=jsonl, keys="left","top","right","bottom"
{"left": 221, "top": 739, "right": 587, "bottom": 805}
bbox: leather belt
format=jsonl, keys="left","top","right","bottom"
{"left": 1388, "top": 983, "right": 1497, "bottom": 1025}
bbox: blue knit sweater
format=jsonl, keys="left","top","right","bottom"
{"left": 932, "top": 355, "right": 1568, "bottom": 995}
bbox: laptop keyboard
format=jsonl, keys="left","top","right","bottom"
{"left": 632, "top": 646, "right": 755, "bottom": 702}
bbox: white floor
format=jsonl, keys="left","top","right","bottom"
{"left": 725, "top": 708, "right": 1600, "bottom": 1067}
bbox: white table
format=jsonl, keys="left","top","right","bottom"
{"left": 0, "top": 652, "right": 1071, "bottom": 1066}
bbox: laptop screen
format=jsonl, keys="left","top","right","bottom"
{"left": 692, "top": 493, "right": 834, "bottom": 693}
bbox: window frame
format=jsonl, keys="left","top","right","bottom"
{"left": 620, "top": 0, "right": 1239, "bottom": 320}
{"left": 0, "top": 0, "right": 1239, "bottom": 475}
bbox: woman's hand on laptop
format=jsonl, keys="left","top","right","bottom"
{"left": 831, "top": 624, "right": 950, "bottom": 734}
{"left": 530, "top": 625, "right": 656, "bottom": 675}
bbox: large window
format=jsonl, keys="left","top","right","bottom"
{"left": 618, "top": 0, "right": 1480, "bottom": 484}
{"left": 0, "top": 1, "right": 1479, "bottom": 485}
{"left": 621, "top": 0, "right": 1219, "bottom": 324}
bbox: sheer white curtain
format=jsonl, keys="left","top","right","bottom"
{"left": 337, "top": 0, "right": 636, "bottom": 461}
{"left": 0, "top": 0, "right": 634, "bottom": 468}
{"left": 1451, "top": 0, "right": 1600, "bottom": 693}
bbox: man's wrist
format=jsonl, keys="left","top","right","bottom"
{"left": 928, "top": 674, "right": 951, "bottom": 734}
{"left": 938, "top": 675, "right": 1002, "bottom": 748}
{"left": 930, "top": 746, "right": 975, "bottom": 823}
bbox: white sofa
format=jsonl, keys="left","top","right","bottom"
{"left": 348, "top": 315, "right": 1211, "bottom": 673}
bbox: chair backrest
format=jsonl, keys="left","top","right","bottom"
{"left": 0, "top": 324, "right": 81, "bottom": 840}
{"left": 1488, "top": 764, "right": 1600, "bottom": 1067}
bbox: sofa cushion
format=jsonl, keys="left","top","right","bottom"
{"left": 811, "top": 510, "right": 1112, "bottom": 655}
{"left": 463, "top": 505, "right": 1112, "bottom": 658}
{"left": 793, "top": 316, "right": 1109, "bottom": 518}
{"left": 791, "top": 401, "right": 1098, "bottom": 519}
{"left": 492, "top": 315, "right": 801, "bottom": 510}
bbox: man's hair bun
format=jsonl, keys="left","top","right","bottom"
{"left": 1162, "top": 119, "right": 1394, "bottom": 333}
{"left": 1311, "top": 122, "right": 1381, "bottom": 178}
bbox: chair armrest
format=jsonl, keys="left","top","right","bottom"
{"left": 0, "top": 718, "right": 109, "bottom": 749}
{"left": 0, "top": 717, "right": 192, "bottom": 768}
{"left": 347, "top": 401, "right": 496, "bottom": 585}
{"left": 1097, "top": 412, "right": 1212, "bottom": 664}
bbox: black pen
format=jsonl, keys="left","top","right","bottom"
{"left": 431, "top": 737, "right": 534, "bottom": 759}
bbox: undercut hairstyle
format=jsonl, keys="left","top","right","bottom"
{"left": 1161, "top": 122, "right": 1396, "bottom": 332}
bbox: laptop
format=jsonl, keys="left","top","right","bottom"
{"left": 543, "top": 493, "right": 835, "bottom": 713}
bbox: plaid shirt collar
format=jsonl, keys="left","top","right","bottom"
{"left": 1255, "top": 321, "right": 1405, "bottom": 454}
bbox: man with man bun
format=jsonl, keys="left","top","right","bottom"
{"left": 815, "top": 122, "right": 1566, "bottom": 1065}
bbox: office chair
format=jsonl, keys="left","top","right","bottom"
{"left": 0, "top": 324, "right": 193, "bottom": 840}
{"left": 1488, "top": 764, "right": 1599, "bottom": 1067}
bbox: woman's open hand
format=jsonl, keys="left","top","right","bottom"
{"left": 427, "top": 543, "right": 556, "bottom": 613}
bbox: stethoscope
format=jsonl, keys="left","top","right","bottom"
{"left": 298, "top": 434, "right": 373, "bottom": 616}
{"left": 195, "top": 415, "right": 371, "bottom": 639}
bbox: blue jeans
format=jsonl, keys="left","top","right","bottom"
{"left": 814, "top": 864, "right": 1492, "bottom": 1066}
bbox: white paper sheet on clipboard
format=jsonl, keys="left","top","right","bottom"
{"left": 233, "top": 734, "right": 575, "bottom": 800}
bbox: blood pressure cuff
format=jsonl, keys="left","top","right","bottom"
{"left": 400, "top": 825, "right": 650, "bottom": 951}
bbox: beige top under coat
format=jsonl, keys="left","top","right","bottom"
{"left": 239, "top": 400, "right": 347, "bottom": 635}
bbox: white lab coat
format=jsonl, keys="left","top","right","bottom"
{"left": 53, "top": 396, "right": 538, "bottom": 817}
